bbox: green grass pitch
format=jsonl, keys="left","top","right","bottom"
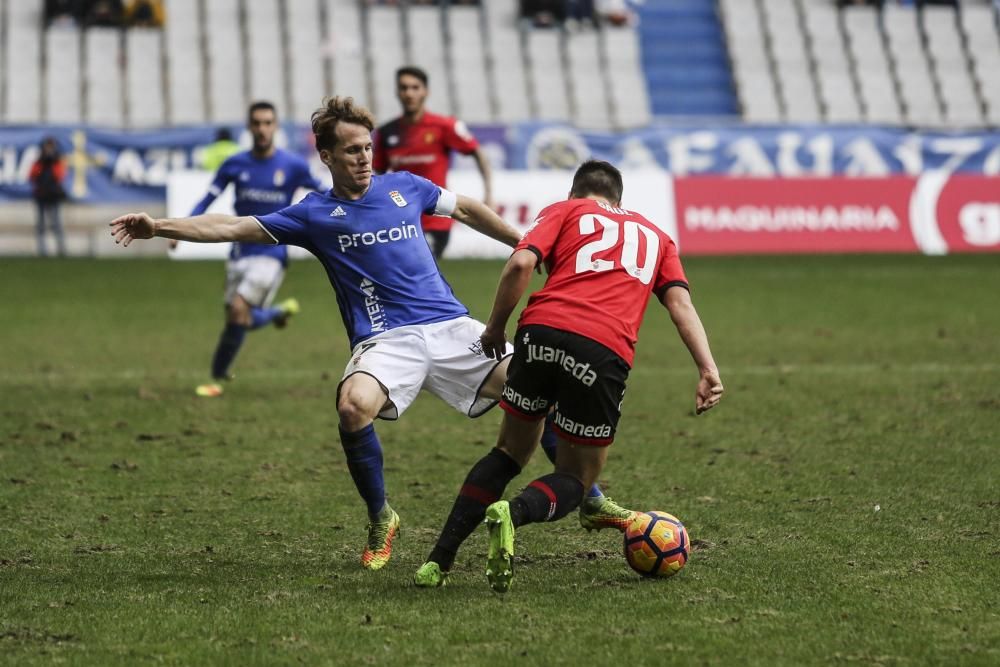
{"left": 1, "top": 255, "right": 998, "bottom": 665}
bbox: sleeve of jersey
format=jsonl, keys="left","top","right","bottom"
{"left": 515, "top": 205, "right": 563, "bottom": 264}
{"left": 190, "top": 165, "right": 231, "bottom": 216}
{"left": 253, "top": 200, "right": 310, "bottom": 247}
{"left": 653, "top": 238, "right": 690, "bottom": 299}
{"left": 406, "top": 172, "right": 453, "bottom": 215}
{"left": 445, "top": 119, "right": 479, "bottom": 154}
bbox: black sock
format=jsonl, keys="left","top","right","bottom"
{"left": 428, "top": 448, "right": 521, "bottom": 570}
{"left": 509, "top": 473, "right": 584, "bottom": 528}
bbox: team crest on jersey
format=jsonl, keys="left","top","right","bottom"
{"left": 424, "top": 131, "right": 436, "bottom": 145}
{"left": 273, "top": 169, "right": 285, "bottom": 187}
{"left": 387, "top": 135, "right": 400, "bottom": 146}
{"left": 389, "top": 190, "right": 407, "bottom": 207}
{"left": 239, "top": 171, "right": 250, "bottom": 182}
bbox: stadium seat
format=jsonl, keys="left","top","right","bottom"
{"left": 366, "top": 4, "right": 405, "bottom": 122}
{"left": 408, "top": 5, "right": 455, "bottom": 116}
{"left": 447, "top": 5, "right": 494, "bottom": 124}
{"left": 801, "top": 0, "right": 862, "bottom": 123}
{"left": 205, "top": 0, "right": 246, "bottom": 123}
{"left": 245, "top": 0, "right": 288, "bottom": 116}
{"left": 760, "top": 0, "right": 821, "bottom": 122}
{"left": 485, "top": 26, "right": 531, "bottom": 123}
{"left": 883, "top": 4, "right": 943, "bottom": 127}
{"left": 283, "top": 0, "right": 324, "bottom": 122}
{"left": 566, "top": 30, "right": 610, "bottom": 129}
{"left": 525, "top": 30, "right": 570, "bottom": 122}
{"left": 922, "top": 6, "right": 984, "bottom": 127}
{"left": 84, "top": 28, "right": 124, "bottom": 127}
{"left": 842, "top": 6, "right": 902, "bottom": 124}
{"left": 327, "top": 0, "right": 371, "bottom": 111}
{"left": 602, "top": 27, "right": 651, "bottom": 128}
{"left": 960, "top": 4, "right": 1000, "bottom": 125}
{"left": 164, "top": 0, "right": 206, "bottom": 125}
{"left": 719, "top": 0, "right": 781, "bottom": 123}
{"left": 44, "top": 27, "right": 82, "bottom": 124}
{"left": 4, "top": 1, "right": 42, "bottom": 123}
{"left": 126, "top": 29, "right": 165, "bottom": 128}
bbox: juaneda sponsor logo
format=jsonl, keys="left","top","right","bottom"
{"left": 525, "top": 343, "right": 597, "bottom": 387}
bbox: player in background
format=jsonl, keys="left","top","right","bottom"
{"left": 373, "top": 66, "right": 494, "bottom": 259}
{"left": 177, "top": 101, "right": 321, "bottom": 398}
{"left": 414, "top": 161, "right": 724, "bottom": 589}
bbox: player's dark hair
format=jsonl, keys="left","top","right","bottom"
{"left": 396, "top": 66, "right": 429, "bottom": 87}
{"left": 248, "top": 100, "right": 277, "bottom": 120}
{"left": 570, "top": 160, "right": 624, "bottom": 205}
{"left": 215, "top": 128, "right": 233, "bottom": 142}
{"left": 311, "top": 96, "right": 376, "bottom": 151}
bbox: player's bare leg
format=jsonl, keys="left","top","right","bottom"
{"left": 337, "top": 373, "right": 399, "bottom": 570}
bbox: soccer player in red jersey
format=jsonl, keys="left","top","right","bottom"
{"left": 373, "top": 66, "right": 494, "bottom": 259}
{"left": 414, "top": 160, "right": 724, "bottom": 590}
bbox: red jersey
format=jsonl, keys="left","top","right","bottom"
{"left": 515, "top": 198, "right": 689, "bottom": 365}
{"left": 373, "top": 111, "right": 479, "bottom": 232}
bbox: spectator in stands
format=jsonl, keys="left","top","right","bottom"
{"left": 29, "top": 138, "right": 69, "bottom": 258}
{"left": 201, "top": 129, "right": 240, "bottom": 173}
{"left": 596, "top": 0, "right": 640, "bottom": 26}
{"left": 125, "top": 0, "right": 164, "bottom": 27}
{"left": 45, "top": 0, "right": 84, "bottom": 27}
{"left": 82, "top": 0, "right": 124, "bottom": 27}
{"left": 521, "top": 0, "right": 567, "bottom": 27}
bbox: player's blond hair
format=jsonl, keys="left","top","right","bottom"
{"left": 311, "top": 97, "right": 375, "bottom": 151}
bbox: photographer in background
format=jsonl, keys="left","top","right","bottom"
{"left": 28, "top": 137, "right": 69, "bottom": 258}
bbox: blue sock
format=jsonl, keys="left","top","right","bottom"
{"left": 211, "top": 324, "right": 246, "bottom": 379}
{"left": 339, "top": 423, "right": 387, "bottom": 518}
{"left": 249, "top": 306, "right": 283, "bottom": 330}
{"left": 541, "top": 413, "right": 604, "bottom": 499}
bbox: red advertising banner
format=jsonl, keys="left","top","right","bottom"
{"left": 674, "top": 177, "right": 919, "bottom": 255}
{"left": 932, "top": 175, "right": 1000, "bottom": 253}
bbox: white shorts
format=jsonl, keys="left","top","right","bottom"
{"left": 339, "top": 316, "right": 514, "bottom": 420}
{"left": 224, "top": 256, "right": 285, "bottom": 307}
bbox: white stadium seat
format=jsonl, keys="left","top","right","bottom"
{"left": 842, "top": 6, "right": 902, "bottom": 124}
{"left": 408, "top": 5, "right": 455, "bottom": 116}
{"left": 447, "top": 6, "right": 494, "bottom": 124}
{"left": 245, "top": 0, "right": 288, "bottom": 114}
{"left": 4, "top": 1, "right": 43, "bottom": 122}
{"left": 525, "top": 30, "right": 570, "bottom": 122}
{"left": 44, "top": 27, "right": 82, "bottom": 124}
{"left": 365, "top": 5, "right": 405, "bottom": 122}
{"left": 284, "top": 0, "right": 325, "bottom": 122}
{"left": 85, "top": 28, "right": 124, "bottom": 126}
{"left": 327, "top": 0, "right": 370, "bottom": 110}
{"left": 164, "top": 0, "right": 205, "bottom": 124}
{"left": 205, "top": 0, "right": 246, "bottom": 123}
{"left": 601, "top": 27, "right": 651, "bottom": 129}
{"left": 566, "top": 30, "right": 611, "bottom": 129}
{"left": 126, "top": 28, "right": 165, "bottom": 127}
{"left": 923, "top": 7, "right": 983, "bottom": 126}
{"left": 883, "top": 5, "right": 943, "bottom": 126}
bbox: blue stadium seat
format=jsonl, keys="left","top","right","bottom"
{"left": 635, "top": 0, "right": 738, "bottom": 118}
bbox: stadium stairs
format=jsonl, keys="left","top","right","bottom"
{"left": 636, "top": 0, "right": 739, "bottom": 118}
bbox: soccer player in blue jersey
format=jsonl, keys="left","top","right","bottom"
{"left": 179, "top": 101, "right": 321, "bottom": 397}
{"left": 111, "top": 96, "right": 632, "bottom": 571}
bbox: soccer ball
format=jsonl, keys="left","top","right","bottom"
{"left": 623, "top": 511, "right": 689, "bottom": 577}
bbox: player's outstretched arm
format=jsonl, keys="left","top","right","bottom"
{"left": 480, "top": 249, "right": 538, "bottom": 359}
{"left": 472, "top": 148, "right": 495, "bottom": 210}
{"left": 661, "top": 286, "right": 724, "bottom": 414}
{"left": 110, "top": 212, "right": 274, "bottom": 247}
{"left": 451, "top": 194, "right": 521, "bottom": 248}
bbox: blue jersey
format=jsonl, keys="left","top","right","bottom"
{"left": 255, "top": 172, "right": 468, "bottom": 348}
{"left": 191, "top": 148, "right": 320, "bottom": 266}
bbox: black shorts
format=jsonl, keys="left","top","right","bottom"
{"left": 500, "top": 325, "right": 630, "bottom": 446}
